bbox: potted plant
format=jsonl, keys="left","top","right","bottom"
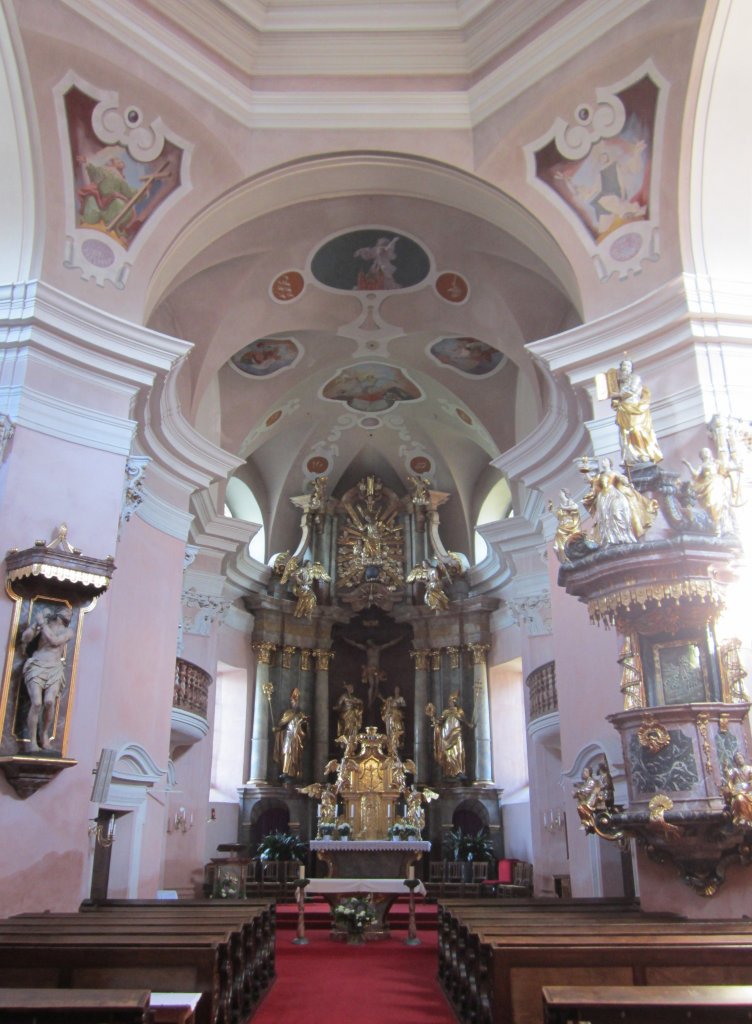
{"left": 403, "top": 824, "right": 420, "bottom": 841}
{"left": 336, "top": 821, "right": 352, "bottom": 840}
{"left": 256, "top": 831, "right": 309, "bottom": 862}
{"left": 318, "top": 822, "right": 336, "bottom": 840}
{"left": 442, "top": 826, "right": 495, "bottom": 880}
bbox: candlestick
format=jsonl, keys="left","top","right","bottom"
{"left": 407, "top": 864, "right": 415, "bottom": 879}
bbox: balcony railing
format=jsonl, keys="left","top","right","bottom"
{"left": 526, "top": 660, "right": 558, "bottom": 721}
{"left": 174, "top": 658, "right": 211, "bottom": 718}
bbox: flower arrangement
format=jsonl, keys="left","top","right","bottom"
{"left": 402, "top": 824, "right": 421, "bottom": 840}
{"left": 333, "top": 896, "right": 376, "bottom": 936}
{"left": 336, "top": 821, "right": 352, "bottom": 838}
{"left": 388, "top": 822, "right": 406, "bottom": 840}
{"left": 217, "top": 874, "right": 241, "bottom": 899}
{"left": 318, "top": 822, "right": 335, "bottom": 839}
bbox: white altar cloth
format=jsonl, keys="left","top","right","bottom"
{"left": 307, "top": 878, "right": 426, "bottom": 896}
{"left": 309, "top": 840, "right": 430, "bottom": 853}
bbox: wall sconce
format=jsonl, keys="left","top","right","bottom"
{"left": 167, "top": 806, "right": 193, "bottom": 834}
{"left": 88, "top": 813, "right": 116, "bottom": 847}
{"left": 543, "top": 808, "right": 565, "bottom": 833}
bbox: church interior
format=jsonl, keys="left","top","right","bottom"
{"left": 3, "top": 0, "right": 752, "bottom": 1020}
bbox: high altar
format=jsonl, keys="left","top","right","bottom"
{"left": 238, "top": 472, "right": 504, "bottom": 868}
{"left": 308, "top": 725, "right": 430, "bottom": 877}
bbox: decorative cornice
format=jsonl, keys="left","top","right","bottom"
{"left": 58, "top": 0, "right": 652, "bottom": 129}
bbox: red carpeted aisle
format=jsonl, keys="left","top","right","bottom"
{"left": 254, "top": 929, "right": 456, "bottom": 1024}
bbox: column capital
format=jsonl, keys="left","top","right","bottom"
{"left": 466, "top": 642, "right": 491, "bottom": 666}
{"left": 410, "top": 648, "right": 431, "bottom": 671}
{"left": 281, "top": 644, "right": 297, "bottom": 669}
{"left": 445, "top": 645, "right": 461, "bottom": 669}
{"left": 313, "top": 648, "right": 335, "bottom": 671}
{"left": 300, "top": 648, "right": 314, "bottom": 671}
{"left": 252, "top": 640, "right": 277, "bottom": 665}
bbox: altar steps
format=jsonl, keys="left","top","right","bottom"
{"left": 275, "top": 894, "right": 438, "bottom": 931}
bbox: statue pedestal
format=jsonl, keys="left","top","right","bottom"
{"left": 310, "top": 839, "right": 430, "bottom": 878}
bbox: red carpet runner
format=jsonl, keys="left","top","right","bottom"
{"left": 254, "top": 928, "right": 456, "bottom": 1024}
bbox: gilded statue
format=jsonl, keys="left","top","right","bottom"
{"left": 403, "top": 784, "right": 439, "bottom": 835}
{"left": 379, "top": 685, "right": 406, "bottom": 752}
{"left": 683, "top": 447, "right": 736, "bottom": 536}
{"left": 336, "top": 475, "right": 404, "bottom": 594}
{"left": 426, "top": 692, "right": 473, "bottom": 778}
{"left": 722, "top": 752, "right": 752, "bottom": 828}
{"left": 333, "top": 681, "right": 363, "bottom": 751}
{"left": 299, "top": 782, "right": 338, "bottom": 832}
{"left": 406, "top": 560, "right": 449, "bottom": 612}
{"left": 550, "top": 489, "right": 584, "bottom": 563}
{"left": 21, "top": 605, "right": 74, "bottom": 752}
{"left": 573, "top": 760, "right": 616, "bottom": 832}
{"left": 577, "top": 456, "right": 657, "bottom": 545}
{"left": 280, "top": 556, "right": 331, "bottom": 618}
{"left": 272, "top": 688, "right": 308, "bottom": 778}
{"left": 610, "top": 358, "right": 663, "bottom": 465}
{"left": 407, "top": 475, "right": 431, "bottom": 505}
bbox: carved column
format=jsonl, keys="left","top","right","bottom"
{"left": 247, "top": 641, "right": 276, "bottom": 783}
{"left": 468, "top": 642, "right": 493, "bottom": 783}
{"left": 410, "top": 648, "right": 431, "bottom": 783}
{"left": 312, "top": 648, "right": 335, "bottom": 775}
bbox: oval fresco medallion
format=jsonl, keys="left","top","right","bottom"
{"left": 231, "top": 337, "right": 300, "bottom": 377}
{"left": 266, "top": 410, "right": 283, "bottom": 427}
{"left": 271, "top": 270, "right": 305, "bottom": 302}
{"left": 429, "top": 337, "right": 504, "bottom": 377}
{"left": 322, "top": 363, "right": 421, "bottom": 413}
{"left": 410, "top": 455, "right": 432, "bottom": 474}
{"left": 311, "top": 229, "right": 430, "bottom": 292}
{"left": 435, "top": 271, "right": 469, "bottom": 303}
{"left": 456, "top": 407, "right": 473, "bottom": 426}
{"left": 307, "top": 455, "right": 330, "bottom": 474}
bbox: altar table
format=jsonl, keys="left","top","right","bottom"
{"left": 309, "top": 839, "right": 430, "bottom": 878}
{"left": 306, "top": 877, "right": 427, "bottom": 939}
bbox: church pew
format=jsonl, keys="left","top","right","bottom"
{"left": 542, "top": 983, "right": 752, "bottom": 1023}
{"left": 0, "top": 987, "right": 150, "bottom": 1024}
{"left": 0, "top": 931, "right": 234, "bottom": 1024}
{"left": 436, "top": 904, "right": 752, "bottom": 1024}
{"left": 74, "top": 903, "right": 277, "bottom": 1008}
{"left": 78, "top": 900, "right": 276, "bottom": 1009}
{"left": 4, "top": 903, "right": 275, "bottom": 1023}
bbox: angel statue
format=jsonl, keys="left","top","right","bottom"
{"left": 403, "top": 784, "right": 439, "bottom": 835}
{"left": 683, "top": 447, "right": 737, "bottom": 536}
{"left": 407, "top": 560, "right": 449, "bottom": 612}
{"left": 280, "top": 556, "right": 331, "bottom": 618}
{"left": 722, "top": 752, "right": 752, "bottom": 827}
{"left": 298, "top": 782, "right": 338, "bottom": 832}
{"left": 550, "top": 489, "right": 584, "bottom": 563}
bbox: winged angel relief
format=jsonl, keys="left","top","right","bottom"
{"left": 279, "top": 556, "right": 331, "bottom": 618}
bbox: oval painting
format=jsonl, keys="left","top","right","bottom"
{"left": 322, "top": 363, "right": 421, "bottom": 413}
{"left": 429, "top": 337, "right": 504, "bottom": 377}
{"left": 231, "top": 337, "right": 300, "bottom": 377}
{"left": 311, "top": 229, "right": 430, "bottom": 292}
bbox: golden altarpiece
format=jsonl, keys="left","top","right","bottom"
{"left": 238, "top": 473, "right": 502, "bottom": 874}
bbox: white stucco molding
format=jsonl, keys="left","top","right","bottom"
{"left": 61, "top": 0, "right": 650, "bottom": 128}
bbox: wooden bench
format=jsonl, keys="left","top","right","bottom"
{"left": 0, "top": 902, "right": 275, "bottom": 1024}
{"left": 542, "top": 983, "right": 752, "bottom": 1023}
{"left": 0, "top": 987, "right": 150, "bottom": 1023}
{"left": 437, "top": 902, "right": 752, "bottom": 1024}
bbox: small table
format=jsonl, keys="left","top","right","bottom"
{"left": 306, "top": 878, "right": 427, "bottom": 940}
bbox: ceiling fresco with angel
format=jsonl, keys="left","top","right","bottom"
{"left": 310, "top": 229, "right": 431, "bottom": 292}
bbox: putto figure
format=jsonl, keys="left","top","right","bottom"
{"left": 610, "top": 358, "right": 663, "bottom": 465}
{"left": 426, "top": 692, "right": 473, "bottom": 778}
{"left": 280, "top": 557, "right": 331, "bottom": 618}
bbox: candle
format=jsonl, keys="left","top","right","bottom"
{"left": 407, "top": 865, "right": 415, "bottom": 879}
{"left": 298, "top": 863, "right": 305, "bottom": 879}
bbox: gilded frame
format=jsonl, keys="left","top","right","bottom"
{"left": 651, "top": 638, "right": 710, "bottom": 706}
